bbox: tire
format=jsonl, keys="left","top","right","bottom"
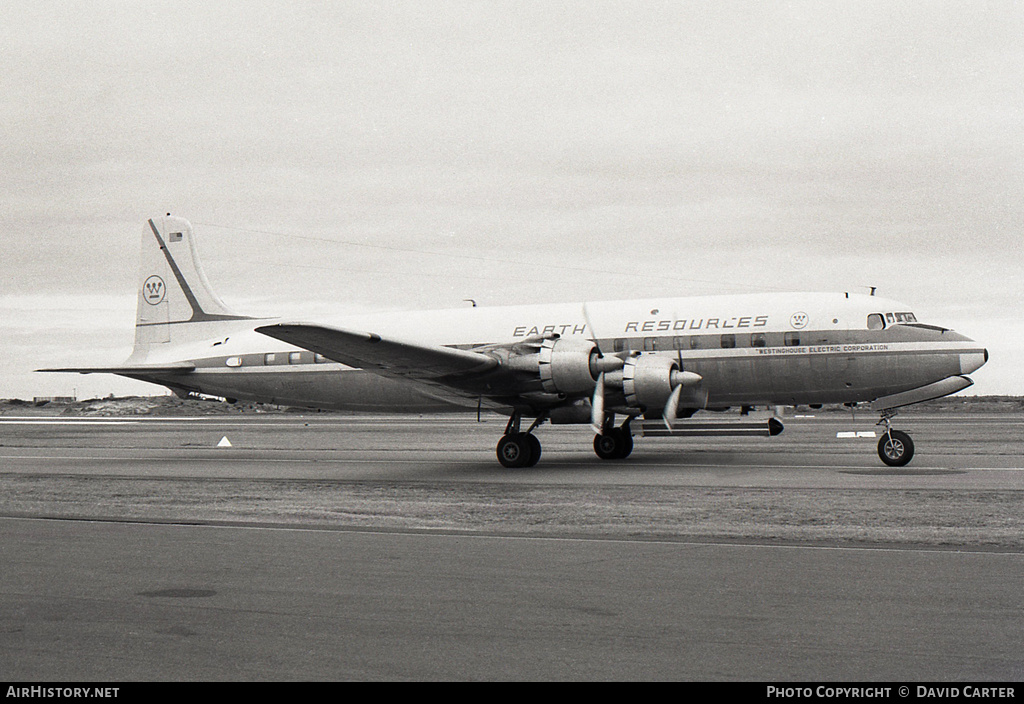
{"left": 594, "top": 432, "right": 618, "bottom": 460}
{"left": 497, "top": 433, "right": 533, "bottom": 468}
{"left": 878, "top": 430, "right": 914, "bottom": 467}
{"left": 525, "top": 434, "right": 542, "bottom": 467}
{"left": 594, "top": 428, "right": 632, "bottom": 460}
{"left": 616, "top": 428, "right": 634, "bottom": 459}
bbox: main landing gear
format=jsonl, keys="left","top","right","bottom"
{"left": 593, "top": 418, "right": 633, "bottom": 460}
{"left": 496, "top": 412, "right": 545, "bottom": 468}
{"left": 876, "top": 409, "right": 915, "bottom": 467}
{"left": 496, "top": 412, "right": 636, "bottom": 467}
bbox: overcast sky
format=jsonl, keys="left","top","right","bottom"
{"left": 2, "top": 1, "right": 1021, "bottom": 400}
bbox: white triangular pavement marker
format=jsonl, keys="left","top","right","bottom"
{"left": 217, "top": 436, "right": 232, "bottom": 447}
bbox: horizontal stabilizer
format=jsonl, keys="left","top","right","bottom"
{"left": 255, "top": 322, "right": 498, "bottom": 381}
{"left": 640, "top": 416, "right": 784, "bottom": 438}
{"left": 37, "top": 363, "right": 196, "bottom": 375}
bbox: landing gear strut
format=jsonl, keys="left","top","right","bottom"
{"left": 876, "top": 410, "right": 914, "bottom": 467}
{"left": 593, "top": 417, "right": 634, "bottom": 460}
{"left": 496, "top": 412, "right": 545, "bottom": 468}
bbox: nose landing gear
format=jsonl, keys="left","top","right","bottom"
{"left": 877, "top": 410, "right": 915, "bottom": 467}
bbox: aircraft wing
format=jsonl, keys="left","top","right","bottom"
{"left": 255, "top": 322, "right": 499, "bottom": 382}
{"left": 37, "top": 363, "right": 196, "bottom": 375}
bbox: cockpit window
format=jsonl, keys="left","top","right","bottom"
{"left": 880, "top": 312, "right": 917, "bottom": 327}
{"left": 867, "top": 314, "right": 885, "bottom": 330}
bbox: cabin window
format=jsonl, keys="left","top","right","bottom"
{"left": 750, "top": 333, "right": 767, "bottom": 348}
{"left": 289, "top": 351, "right": 303, "bottom": 364}
{"left": 613, "top": 338, "right": 628, "bottom": 352}
{"left": 314, "top": 353, "right": 328, "bottom": 363}
{"left": 672, "top": 336, "right": 702, "bottom": 350}
{"left": 225, "top": 356, "right": 242, "bottom": 367}
{"left": 264, "top": 353, "right": 278, "bottom": 365}
{"left": 784, "top": 332, "right": 802, "bottom": 347}
{"left": 644, "top": 337, "right": 659, "bottom": 351}
{"left": 720, "top": 334, "right": 736, "bottom": 349}
{"left": 867, "top": 314, "right": 885, "bottom": 330}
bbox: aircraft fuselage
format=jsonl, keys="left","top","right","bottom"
{"left": 127, "top": 292, "right": 986, "bottom": 415}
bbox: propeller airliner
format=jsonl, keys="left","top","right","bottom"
{"left": 42, "top": 216, "right": 988, "bottom": 468}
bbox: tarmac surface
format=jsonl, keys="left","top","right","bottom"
{"left": 1, "top": 411, "right": 1023, "bottom": 680}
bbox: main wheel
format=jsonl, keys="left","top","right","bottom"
{"left": 524, "top": 434, "right": 542, "bottom": 467}
{"left": 878, "top": 430, "right": 914, "bottom": 467}
{"left": 497, "top": 433, "right": 535, "bottom": 468}
{"left": 593, "top": 428, "right": 633, "bottom": 460}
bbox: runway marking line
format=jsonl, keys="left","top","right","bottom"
{"left": 0, "top": 416, "right": 473, "bottom": 424}
{"left": 3, "top": 514, "right": 1023, "bottom": 557}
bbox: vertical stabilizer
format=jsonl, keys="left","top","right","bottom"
{"left": 132, "top": 216, "right": 255, "bottom": 357}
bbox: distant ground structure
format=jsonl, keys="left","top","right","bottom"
{"left": 32, "top": 396, "right": 76, "bottom": 405}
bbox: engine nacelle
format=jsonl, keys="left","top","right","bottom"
{"left": 538, "top": 338, "right": 599, "bottom": 395}
{"left": 622, "top": 354, "right": 680, "bottom": 411}
{"left": 501, "top": 336, "right": 627, "bottom": 398}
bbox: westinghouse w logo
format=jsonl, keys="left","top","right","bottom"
{"left": 143, "top": 275, "right": 166, "bottom": 305}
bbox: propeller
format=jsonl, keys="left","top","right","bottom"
{"left": 582, "top": 301, "right": 628, "bottom": 434}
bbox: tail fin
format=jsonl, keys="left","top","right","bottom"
{"left": 132, "top": 216, "right": 255, "bottom": 357}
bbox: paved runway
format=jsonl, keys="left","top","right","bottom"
{"left": 1, "top": 412, "right": 1023, "bottom": 680}
{"left": 3, "top": 411, "right": 1023, "bottom": 479}
{"left": 3, "top": 517, "right": 1023, "bottom": 681}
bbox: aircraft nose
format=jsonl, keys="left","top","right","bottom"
{"left": 959, "top": 348, "right": 988, "bottom": 375}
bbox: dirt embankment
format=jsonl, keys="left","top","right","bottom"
{"left": 3, "top": 394, "right": 1022, "bottom": 418}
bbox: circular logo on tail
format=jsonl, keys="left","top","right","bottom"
{"left": 143, "top": 275, "right": 166, "bottom": 305}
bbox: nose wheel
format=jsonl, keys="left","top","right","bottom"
{"left": 878, "top": 430, "right": 914, "bottom": 467}
{"left": 877, "top": 411, "right": 914, "bottom": 467}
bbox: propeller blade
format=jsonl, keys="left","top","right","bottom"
{"left": 663, "top": 382, "right": 683, "bottom": 430}
{"left": 591, "top": 371, "right": 605, "bottom": 434}
{"left": 581, "top": 302, "right": 603, "bottom": 357}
